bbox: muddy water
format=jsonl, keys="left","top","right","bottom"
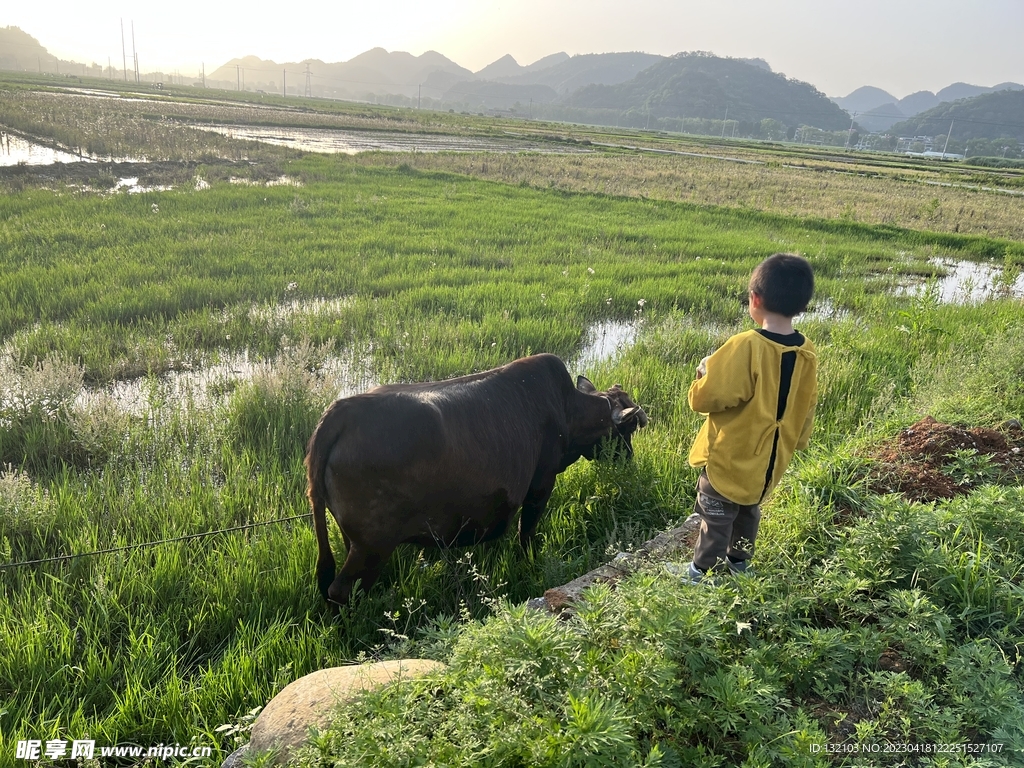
{"left": 76, "top": 348, "right": 376, "bottom": 417}
{"left": 0, "top": 132, "right": 91, "bottom": 166}
{"left": 194, "top": 124, "right": 592, "bottom": 155}
{"left": 898, "top": 257, "right": 1024, "bottom": 303}
{"left": 574, "top": 320, "right": 639, "bottom": 371}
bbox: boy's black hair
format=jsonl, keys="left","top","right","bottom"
{"left": 749, "top": 253, "right": 814, "bottom": 317}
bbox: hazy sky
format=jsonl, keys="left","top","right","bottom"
{"left": 4, "top": 0, "right": 1022, "bottom": 97}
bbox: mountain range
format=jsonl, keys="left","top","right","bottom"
{"left": 833, "top": 82, "right": 1024, "bottom": 132}
{"left": 2, "top": 24, "right": 1022, "bottom": 143}
{"left": 568, "top": 52, "right": 850, "bottom": 130}
{"left": 888, "top": 89, "right": 1024, "bottom": 143}
{"left": 207, "top": 49, "right": 667, "bottom": 104}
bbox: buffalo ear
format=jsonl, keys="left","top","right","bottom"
{"left": 612, "top": 406, "right": 639, "bottom": 425}
{"left": 576, "top": 375, "right": 597, "bottom": 394}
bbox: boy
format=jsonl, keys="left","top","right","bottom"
{"left": 685, "top": 253, "right": 817, "bottom": 583}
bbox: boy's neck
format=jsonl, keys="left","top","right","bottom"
{"left": 758, "top": 312, "right": 795, "bottom": 335}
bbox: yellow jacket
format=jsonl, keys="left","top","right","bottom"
{"left": 688, "top": 330, "right": 817, "bottom": 505}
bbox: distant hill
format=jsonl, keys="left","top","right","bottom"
{"left": 856, "top": 102, "right": 906, "bottom": 133}
{"left": 441, "top": 80, "right": 560, "bottom": 111}
{"left": 897, "top": 90, "right": 940, "bottom": 116}
{"left": 739, "top": 58, "right": 772, "bottom": 73}
{"left": 570, "top": 52, "right": 852, "bottom": 130}
{"left": 500, "top": 52, "right": 666, "bottom": 94}
{"left": 523, "top": 52, "right": 570, "bottom": 73}
{"left": 209, "top": 48, "right": 471, "bottom": 99}
{"left": 475, "top": 54, "right": 524, "bottom": 80}
{"left": 475, "top": 52, "right": 570, "bottom": 81}
{"left": 834, "top": 82, "right": 1024, "bottom": 126}
{"left": 936, "top": 81, "right": 1024, "bottom": 102}
{"left": 833, "top": 86, "right": 898, "bottom": 116}
{"left": 888, "top": 89, "right": 1024, "bottom": 142}
{"left": 0, "top": 26, "right": 48, "bottom": 72}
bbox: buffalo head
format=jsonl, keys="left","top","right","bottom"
{"left": 576, "top": 376, "right": 649, "bottom": 459}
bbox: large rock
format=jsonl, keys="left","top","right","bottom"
{"left": 248, "top": 659, "right": 446, "bottom": 763}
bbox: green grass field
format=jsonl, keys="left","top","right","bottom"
{"left": 1, "top": 83, "right": 1023, "bottom": 766}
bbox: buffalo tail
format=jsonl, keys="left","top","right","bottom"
{"left": 306, "top": 398, "right": 349, "bottom": 601}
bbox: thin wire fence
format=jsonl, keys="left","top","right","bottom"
{"left": 0, "top": 512, "right": 309, "bottom": 572}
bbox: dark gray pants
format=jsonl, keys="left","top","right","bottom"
{"left": 692, "top": 470, "right": 761, "bottom": 572}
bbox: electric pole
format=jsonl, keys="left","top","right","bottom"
{"left": 721, "top": 106, "right": 728, "bottom": 138}
{"left": 941, "top": 119, "right": 954, "bottom": 159}
{"left": 305, "top": 63, "right": 311, "bottom": 98}
{"left": 202, "top": 62, "right": 205, "bottom": 88}
{"left": 121, "top": 19, "right": 127, "bottom": 81}
{"left": 131, "top": 21, "right": 138, "bottom": 83}
{"left": 418, "top": 83, "right": 421, "bottom": 109}
{"left": 845, "top": 113, "right": 856, "bottom": 150}
{"left": 283, "top": 69, "right": 286, "bottom": 97}
{"left": 236, "top": 65, "right": 240, "bottom": 91}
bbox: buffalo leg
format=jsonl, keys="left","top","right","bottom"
{"left": 518, "top": 480, "right": 555, "bottom": 548}
{"left": 328, "top": 541, "right": 391, "bottom": 605}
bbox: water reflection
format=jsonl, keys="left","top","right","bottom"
{"left": 194, "top": 124, "right": 592, "bottom": 155}
{"left": 0, "top": 132, "right": 90, "bottom": 166}
{"left": 574, "top": 320, "right": 638, "bottom": 370}
{"left": 898, "top": 257, "right": 1024, "bottom": 303}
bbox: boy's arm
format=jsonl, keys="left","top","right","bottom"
{"left": 687, "top": 335, "right": 755, "bottom": 414}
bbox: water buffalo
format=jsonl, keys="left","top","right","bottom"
{"left": 305, "top": 353, "right": 648, "bottom": 605}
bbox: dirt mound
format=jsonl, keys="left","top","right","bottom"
{"left": 869, "top": 416, "right": 1024, "bottom": 502}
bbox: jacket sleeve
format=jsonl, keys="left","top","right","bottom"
{"left": 687, "top": 335, "right": 755, "bottom": 414}
{"left": 797, "top": 401, "right": 816, "bottom": 450}
{"left": 796, "top": 371, "right": 818, "bottom": 450}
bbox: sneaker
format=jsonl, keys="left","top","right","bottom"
{"left": 687, "top": 561, "right": 706, "bottom": 584}
{"left": 663, "top": 561, "right": 705, "bottom": 585}
{"left": 727, "top": 558, "right": 755, "bottom": 577}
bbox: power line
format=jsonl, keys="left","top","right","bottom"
{"left": 0, "top": 513, "right": 309, "bottom": 572}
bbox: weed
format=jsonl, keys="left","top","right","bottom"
{"left": 943, "top": 448, "right": 1001, "bottom": 487}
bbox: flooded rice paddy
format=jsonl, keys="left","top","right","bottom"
{"left": 74, "top": 346, "right": 377, "bottom": 417}
{"left": 0, "top": 132, "right": 91, "bottom": 166}
{"left": 574, "top": 320, "right": 639, "bottom": 371}
{"left": 194, "top": 124, "right": 593, "bottom": 155}
{"left": 898, "top": 257, "right": 1024, "bottom": 303}
{"left": 60, "top": 253, "right": 1024, "bottom": 420}
{"left": 63, "top": 310, "right": 640, "bottom": 418}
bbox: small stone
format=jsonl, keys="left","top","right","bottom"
{"left": 221, "top": 745, "right": 249, "bottom": 768}
{"left": 525, "top": 596, "right": 551, "bottom": 611}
